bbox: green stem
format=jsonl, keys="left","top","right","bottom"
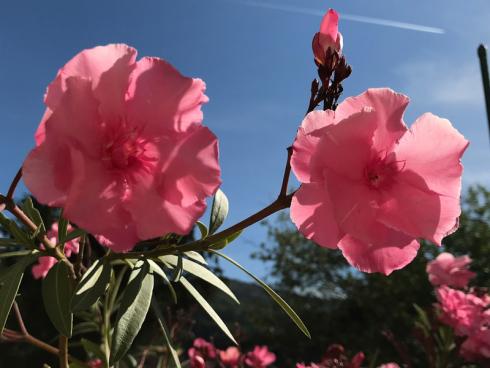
{"left": 59, "top": 335, "right": 69, "bottom": 368}
{"left": 0, "top": 250, "right": 37, "bottom": 258}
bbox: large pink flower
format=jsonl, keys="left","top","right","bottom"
{"left": 23, "top": 44, "right": 221, "bottom": 252}
{"left": 312, "top": 9, "right": 343, "bottom": 65}
{"left": 426, "top": 252, "right": 475, "bottom": 288}
{"left": 32, "top": 222, "right": 80, "bottom": 279}
{"left": 290, "top": 88, "right": 468, "bottom": 275}
{"left": 244, "top": 346, "right": 276, "bottom": 368}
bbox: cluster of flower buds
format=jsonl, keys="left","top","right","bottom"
{"left": 310, "top": 9, "right": 352, "bottom": 111}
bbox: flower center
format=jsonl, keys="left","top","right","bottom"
{"left": 100, "top": 119, "right": 155, "bottom": 173}
{"left": 364, "top": 153, "right": 403, "bottom": 190}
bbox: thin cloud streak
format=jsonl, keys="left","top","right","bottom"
{"left": 216, "top": 0, "right": 445, "bottom": 34}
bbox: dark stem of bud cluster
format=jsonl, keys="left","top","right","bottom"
{"left": 307, "top": 47, "right": 352, "bottom": 114}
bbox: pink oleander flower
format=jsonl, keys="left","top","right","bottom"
{"left": 23, "top": 44, "right": 221, "bottom": 252}
{"left": 312, "top": 9, "right": 343, "bottom": 65}
{"left": 427, "top": 252, "right": 476, "bottom": 288}
{"left": 290, "top": 88, "right": 468, "bottom": 275}
{"left": 436, "top": 286, "right": 489, "bottom": 336}
{"left": 193, "top": 338, "right": 217, "bottom": 359}
{"left": 460, "top": 328, "right": 490, "bottom": 361}
{"left": 87, "top": 359, "right": 103, "bottom": 368}
{"left": 244, "top": 346, "right": 276, "bottom": 368}
{"left": 31, "top": 222, "right": 80, "bottom": 279}
{"left": 378, "top": 364, "right": 400, "bottom": 368}
{"left": 296, "top": 364, "right": 320, "bottom": 368}
{"left": 219, "top": 347, "right": 241, "bottom": 367}
{"left": 188, "top": 348, "right": 206, "bottom": 368}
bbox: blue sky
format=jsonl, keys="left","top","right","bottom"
{"left": 1, "top": 0, "right": 489, "bottom": 280}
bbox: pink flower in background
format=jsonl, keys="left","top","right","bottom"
{"left": 23, "top": 44, "right": 221, "bottom": 252}
{"left": 312, "top": 9, "right": 343, "bottom": 65}
{"left": 244, "top": 346, "right": 276, "bottom": 368}
{"left": 290, "top": 88, "right": 468, "bottom": 275}
{"left": 87, "top": 359, "right": 103, "bottom": 368}
{"left": 296, "top": 364, "right": 320, "bottom": 368}
{"left": 460, "top": 328, "right": 490, "bottom": 361}
{"left": 436, "top": 286, "right": 489, "bottom": 336}
{"left": 31, "top": 222, "right": 80, "bottom": 279}
{"left": 377, "top": 364, "right": 400, "bottom": 368}
{"left": 348, "top": 352, "right": 365, "bottom": 368}
{"left": 188, "top": 348, "right": 206, "bottom": 368}
{"left": 427, "top": 252, "right": 475, "bottom": 288}
{"left": 219, "top": 347, "right": 241, "bottom": 367}
{"left": 192, "top": 338, "right": 217, "bottom": 359}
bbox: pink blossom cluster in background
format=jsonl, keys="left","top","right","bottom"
{"left": 187, "top": 338, "right": 275, "bottom": 368}
{"left": 427, "top": 252, "right": 476, "bottom": 288}
{"left": 429, "top": 253, "right": 490, "bottom": 362}
{"left": 296, "top": 344, "right": 364, "bottom": 368}
{"left": 31, "top": 222, "right": 80, "bottom": 279}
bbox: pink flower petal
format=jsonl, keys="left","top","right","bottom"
{"left": 127, "top": 57, "right": 208, "bottom": 134}
{"left": 338, "top": 234, "right": 420, "bottom": 275}
{"left": 45, "top": 44, "right": 136, "bottom": 110}
{"left": 393, "top": 113, "right": 468, "bottom": 197}
{"left": 319, "top": 9, "right": 339, "bottom": 42}
{"left": 315, "top": 108, "right": 377, "bottom": 181}
{"left": 291, "top": 110, "right": 337, "bottom": 183}
{"left": 63, "top": 148, "right": 139, "bottom": 251}
{"left": 156, "top": 126, "right": 221, "bottom": 207}
{"left": 335, "top": 88, "right": 409, "bottom": 152}
{"left": 290, "top": 182, "right": 343, "bottom": 249}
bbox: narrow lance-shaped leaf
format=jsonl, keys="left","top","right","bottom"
{"left": 151, "top": 298, "right": 181, "bottom": 368}
{"left": 0, "top": 255, "right": 37, "bottom": 334}
{"left": 209, "top": 189, "right": 229, "bottom": 234}
{"left": 209, "top": 230, "right": 242, "bottom": 250}
{"left": 211, "top": 250, "right": 311, "bottom": 338}
{"left": 0, "top": 213, "right": 34, "bottom": 248}
{"left": 110, "top": 261, "right": 154, "bottom": 364}
{"left": 179, "top": 276, "right": 237, "bottom": 344}
{"left": 71, "top": 260, "right": 112, "bottom": 312}
{"left": 21, "top": 197, "right": 45, "bottom": 234}
{"left": 160, "top": 255, "right": 238, "bottom": 304}
{"left": 148, "top": 259, "right": 177, "bottom": 304}
{"left": 42, "top": 261, "right": 74, "bottom": 337}
{"left": 184, "top": 251, "right": 207, "bottom": 265}
{"left": 196, "top": 221, "right": 209, "bottom": 239}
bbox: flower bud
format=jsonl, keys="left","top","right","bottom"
{"left": 312, "top": 9, "right": 343, "bottom": 66}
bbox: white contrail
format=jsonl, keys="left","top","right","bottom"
{"left": 216, "top": 0, "right": 445, "bottom": 34}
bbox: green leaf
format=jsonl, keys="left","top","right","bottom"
{"left": 160, "top": 255, "right": 238, "bottom": 304}
{"left": 211, "top": 250, "right": 311, "bottom": 339}
{"left": 110, "top": 261, "right": 154, "bottom": 364}
{"left": 148, "top": 259, "right": 177, "bottom": 304}
{"left": 209, "top": 189, "right": 229, "bottom": 234}
{"left": 72, "top": 260, "right": 112, "bottom": 312}
{"left": 179, "top": 276, "right": 237, "bottom": 344}
{"left": 171, "top": 254, "right": 183, "bottom": 282}
{"left": 42, "top": 261, "right": 74, "bottom": 337}
{"left": 151, "top": 299, "right": 181, "bottom": 368}
{"left": 209, "top": 230, "right": 242, "bottom": 250}
{"left": 196, "top": 221, "right": 209, "bottom": 239}
{"left": 185, "top": 251, "right": 207, "bottom": 265}
{"left": 20, "top": 197, "right": 45, "bottom": 234}
{"left": 413, "top": 304, "right": 431, "bottom": 332}
{"left": 64, "top": 228, "right": 86, "bottom": 244}
{"left": 57, "top": 216, "right": 69, "bottom": 244}
{"left": 0, "top": 255, "right": 36, "bottom": 334}
{"left": 81, "top": 338, "right": 106, "bottom": 361}
{"left": 0, "top": 213, "right": 33, "bottom": 247}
